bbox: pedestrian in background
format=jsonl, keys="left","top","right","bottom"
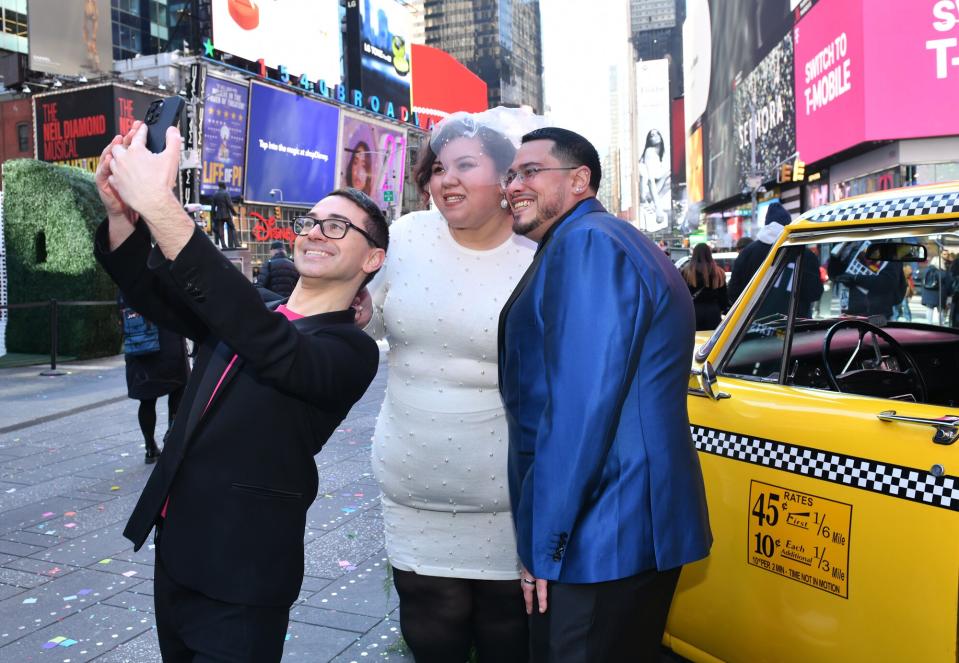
{"left": 921, "top": 255, "right": 953, "bottom": 324}
{"left": 119, "top": 293, "right": 188, "bottom": 463}
{"left": 364, "top": 108, "right": 543, "bottom": 663}
{"left": 256, "top": 240, "right": 298, "bottom": 298}
{"left": 500, "top": 127, "right": 711, "bottom": 662}
{"left": 681, "top": 243, "right": 729, "bottom": 330}
{"left": 728, "top": 202, "right": 792, "bottom": 301}
{"left": 210, "top": 181, "right": 238, "bottom": 249}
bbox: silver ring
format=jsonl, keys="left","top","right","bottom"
{"left": 521, "top": 578, "right": 535, "bottom": 585}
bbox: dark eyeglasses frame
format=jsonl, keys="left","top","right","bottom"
{"left": 500, "top": 166, "right": 578, "bottom": 189}
{"left": 291, "top": 216, "right": 382, "bottom": 248}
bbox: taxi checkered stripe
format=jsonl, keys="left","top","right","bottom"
{"left": 691, "top": 425, "right": 959, "bottom": 512}
{"left": 803, "top": 191, "right": 959, "bottom": 223}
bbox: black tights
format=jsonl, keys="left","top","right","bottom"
{"left": 392, "top": 567, "right": 529, "bottom": 663}
{"left": 137, "top": 387, "right": 184, "bottom": 445}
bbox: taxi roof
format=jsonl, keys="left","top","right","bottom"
{"left": 792, "top": 180, "right": 959, "bottom": 228}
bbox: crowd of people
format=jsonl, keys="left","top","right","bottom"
{"left": 95, "top": 109, "right": 711, "bottom": 663}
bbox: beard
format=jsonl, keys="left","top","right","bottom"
{"left": 512, "top": 192, "right": 566, "bottom": 237}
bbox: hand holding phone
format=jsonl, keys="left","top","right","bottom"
{"left": 143, "top": 96, "right": 186, "bottom": 153}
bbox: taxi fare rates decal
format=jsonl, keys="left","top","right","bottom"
{"left": 748, "top": 480, "right": 851, "bottom": 598}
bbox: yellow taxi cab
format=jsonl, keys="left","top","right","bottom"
{"left": 666, "top": 182, "right": 959, "bottom": 663}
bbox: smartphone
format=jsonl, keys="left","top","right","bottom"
{"left": 143, "top": 96, "right": 186, "bottom": 153}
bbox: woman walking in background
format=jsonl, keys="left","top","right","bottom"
{"left": 681, "top": 243, "right": 730, "bottom": 330}
{"left": 365, "top": 108, "right": 543, "bottom": 663}
{"left": 119, "top": 293, "right": 189, "bottom": 462}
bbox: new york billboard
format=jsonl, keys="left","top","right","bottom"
{"left": 635, "top": 60, "right": 672, "bottom": 233}
{"left": 244, "top": 82, "right": 340, "bottom": 207}
{"left": 338, "top": 114, "right": 407, "bottom": 212}
{"left": 795, "top": 0, "right": 959, "bottom": 164}
{"left": 210, "top": 0, "right": 342, "bottom": 85}
{"left": 356, "top": 0, "right": 413, "bottom": 113}
{"left": 201, "top": 76, "right": 249, "bottom": 198}
{"left": 28, "top": 0, "right": 112, "bottom": 77}
{"left": 34, "top": 84, "right": 162, "bottom": 172}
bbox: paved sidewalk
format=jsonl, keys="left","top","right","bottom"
{"left": 0, "top": 360, "right": 412, "bottom": 662}
{"left": 0, "top": 356, "right": 129, "bottom": 433}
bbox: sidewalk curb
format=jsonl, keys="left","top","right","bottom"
{"left": 0, "top": 395, "right": 128, "bottom": 435}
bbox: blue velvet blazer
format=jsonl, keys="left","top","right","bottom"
{"left": 498, "top": 198, "right": 712, "bottom": 583}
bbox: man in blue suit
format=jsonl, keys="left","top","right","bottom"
{"left": 498, "top": 127, "right": 712, "bottom": 662}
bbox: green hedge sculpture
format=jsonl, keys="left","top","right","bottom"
{"left": 3, "top": 159, "right": 120, "bottom": 359}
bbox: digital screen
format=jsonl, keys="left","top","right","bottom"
{"left": 244, "top": 82, "right": 340, "bottom": 207}
{"left": 211, "top": 0, "right": 343, "bottom": 86}
{"left": 339, "top": 114, "right": 407, "bottom": 212}
{"left": 28, "top": 0, "right": 112, "bottom": 77}
{"left": 201, "top": 76, "right": 249, "bottom": 198}
{"left": 358, "top": 0, "right": 413, "bottom": 112}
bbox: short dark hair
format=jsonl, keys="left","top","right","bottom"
{"left": 270, "top": 240, "right": 284, "bottom": 251}
{"left": 521, "top": 127, "right": 602, "bottom": 192}
{"left": 412, "top": 119, "right": 517, "bottom": 197}
{"left": 217, "top": 181, "right": 226, "bottom": 189}
{"left": 326, "top": 187, "right": 389, "bottom": 286}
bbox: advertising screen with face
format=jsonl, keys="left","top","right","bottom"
{"left": 636, "top": 60, "right": 672, "bottom": 233}
{"left": 201, "top": 77, "right": 249, "bottom": 198}
{"left": 358, "top": 0, "right": 413, "bottom": 112}
{"left": 244, "top": 82, "right": 340, "bottom": 206}
{"left": 338, "top": 114, "right": 407, "bottom": 212}
{"left": 211, "top": 0, "right": 343, "bottom": 85}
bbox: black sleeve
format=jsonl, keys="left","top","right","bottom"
{"left": 94, "top": 220, "right": 210, "bottom": 343}
{"left": 799, "top": 249, "right": 824, "bottom": 301}
{"left": 256, "top": 259, "right": 271, "bottom": 288}
{"left": 727, "top": 253, "right": 747, "bottom": 303}
{"left": 163, "top": 226, "right": 378, "bottom": 408}
{"left": 718, "top": 282, "right": 730, "bottom": 313}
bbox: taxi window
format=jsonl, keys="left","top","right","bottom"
{"left": 721, "top": 248, "right": 801, "bottom": 382}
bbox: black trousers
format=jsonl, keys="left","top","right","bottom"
{"left": 154, "top": 545, "right": 289, "bottom": 662}
{"left": 529, "top": 566, "right": 682, "bottom": 663}
{"left": 212, "top": 218, "right": 238, "bottom": 249}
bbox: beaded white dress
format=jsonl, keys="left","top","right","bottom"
{"left": 366, "top": 209, "right": 535, "bottom": 579}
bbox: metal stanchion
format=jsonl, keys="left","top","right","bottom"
{"left": 39, "top": 299, "right": 66, "bottom": 376}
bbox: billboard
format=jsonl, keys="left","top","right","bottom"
{"left": 210, "top": 0, "right": 342, "bottom": 85}
{"left": 244, "top": 82, "right": 340, "bottom": 207}
{"left": 28, "top": 0, "right": 112, "bottom": 77}
{"left": 201, "top": 76, "right": 249, "bottom": 198}
{"left": 34, "top": 84, "right": 162, "bottom": 172}
{"left": 411, "top": 44, "right": 487, "bottom": 126}
{"left": 635, "top": 59, "right": 672, "bottom": 233}
{"left": 357, "top": 0, "right": 413, "bottom": 113}
{"left": 795, "top": 0, "right": 959, "bottom": 164}
{"left": 338, "top": 114, "right": 407, "bottom": 212}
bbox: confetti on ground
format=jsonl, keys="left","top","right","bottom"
{"left": 354, "top": 493, "right": 364, "bottom": 497}
{"left": 42, "top": 636, "right": 77, "bottom": 649}
{"left": 110, "top": 486, "right": 120, "bottom": 491}
{"left": 44, "top": 567, "right": 62, "bottom": 576}
{"left": 63, "top": 595, "right": 78, "bottom": 601}
{"left": 285, "top": 633, "right": 291, "bottom": 641}
{"left": 42, "top": 512, "right": 54, "bottom": 517}
{"left": 64, "top": 523, "right": 77, "bottom": 529}
{"left": 5, "top": 488, "right": 15, "bottom": 493}
{"left": 121, "top": 571, "right": 138, "bottom": 578}
{"left": 341, "top": 507, "right": 356, "bottom": 514}
{"left": 64, "top": 511, "right": 76, "bottom": 517}
{"left": 98, "top": 559, "right": 112, "bottom": 565}
{"left": 115, "top": 469, "right": 124, "bottom": 474}
{"left": 22, "top": 597, "right": 37, "bottom": 604}
{"left": 78, "top": 589, "right": 92, "bottom": 596}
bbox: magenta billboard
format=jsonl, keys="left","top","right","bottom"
{"left": 795, "top": 0, "right": 959, "bottom": 164}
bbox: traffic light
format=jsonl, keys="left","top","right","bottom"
{"left": 779, "top": 163, "right": 792, "bottom": 182}
{"left": 792, "top": 159, "right": 806, "bottom": 182}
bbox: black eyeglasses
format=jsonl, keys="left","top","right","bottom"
{"left": 500, "top": 166, "right": 578, "bottom": 188}
{"left": 291, "top": 216, "right": 382, "bottom": 248}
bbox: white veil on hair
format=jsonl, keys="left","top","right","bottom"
{"left": 426, "top": 107, "right": 548, "bottom": 194}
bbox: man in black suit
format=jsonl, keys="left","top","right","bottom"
{"left": 210, "top": 181, "right": 238, "bottom": 249}
{"left": 94, "top": 121, "right": 388, "bottom": 662}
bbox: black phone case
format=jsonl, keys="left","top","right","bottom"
{"left": 144, "top": 96, "right": 186, "bottom": 153}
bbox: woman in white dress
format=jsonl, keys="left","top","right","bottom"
{"left": 366, "top": 109, "right": 541, "bottom": 662}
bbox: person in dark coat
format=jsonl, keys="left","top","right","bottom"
{"left": 680, "top": 243, "right": 729, "bottom": 330}
{"left": 828, "top": 242, "right": 908, "bottom": 319}
{"left": 920, "top": 256, "right": 953, "bottom": 324}
{"left": 729, "top": 202, "right": 823, "bottom": 316}
{"left": 210, "top": 181, "right": 238, "bottom": 249}
{"left": 255, "top": 240, "right": 299, "bottom": 297}
{"left": 119, "top": 294, "right": 189, "bottom": 463}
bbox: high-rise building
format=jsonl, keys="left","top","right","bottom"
{"left": 112, "top": 0, "right": 197, "bottom": 61}
{"left": 629, "top": 0, "right": 684, "bottom": 97}
{"left": 420, "top": 0, "right": 543, "bottom": 113}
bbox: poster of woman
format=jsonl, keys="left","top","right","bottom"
{"left": 339, "top": 114, "right": 407, "bottom": 215}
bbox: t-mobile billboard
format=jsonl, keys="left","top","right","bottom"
{"left": 795, "top": 0, "right": 959, "bottom": 164}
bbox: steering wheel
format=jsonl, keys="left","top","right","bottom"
{"left": 822, "top": 319, "right": 927, "bottom": 402}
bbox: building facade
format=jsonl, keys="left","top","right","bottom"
{"left": 421, "top": 0, "right": 543, "bottom": 113}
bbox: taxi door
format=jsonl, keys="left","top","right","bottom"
{"left": 666, "top": 246, "right": 959, "bottom": 663}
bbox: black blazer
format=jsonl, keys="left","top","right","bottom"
{"left": 94, "top": 221, "right": 379, "bottom": 607}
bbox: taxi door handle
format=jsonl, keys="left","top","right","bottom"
{"left": 877, "top": 410, "right": 959, "bottom": 445}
